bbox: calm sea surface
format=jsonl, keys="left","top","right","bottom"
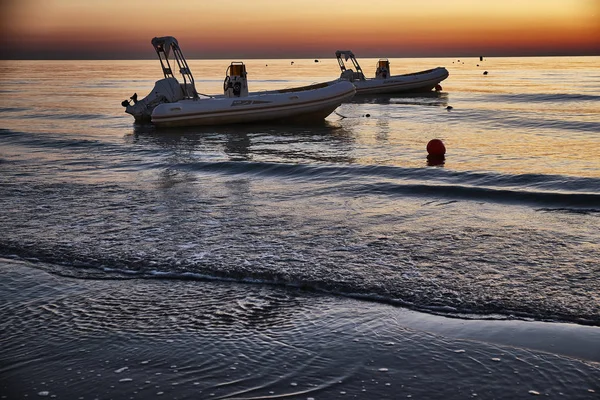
{"left": 1, "top": 57, "right": 599, "bottom": 398}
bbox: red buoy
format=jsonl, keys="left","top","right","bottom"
{"left": 427, "top": 139, "right": 446, "bottom": 156}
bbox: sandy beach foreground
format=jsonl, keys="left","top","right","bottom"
{"left": 1, "top": 260, "right": 598, "bottom": 399}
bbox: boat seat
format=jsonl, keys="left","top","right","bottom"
{"left": 153, "top": 77, "right": 186, "bottom": 102}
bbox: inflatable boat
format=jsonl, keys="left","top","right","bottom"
{"left": 335, "top": 50, "right": 449, "bottom": 95}
{"left": 122, "top": 37, "right": 355, "bottom": 127}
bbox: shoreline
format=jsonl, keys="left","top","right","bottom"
{"left": 3, "top": 257, "right": 600, "bottom": 362}
{"left": 1, "top": 260, "right": 598, "bottom": 399}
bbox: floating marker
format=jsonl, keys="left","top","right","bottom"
{"left": 427, "top": 139, "right": 446, "bottom": 156}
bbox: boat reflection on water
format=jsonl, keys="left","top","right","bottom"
{"left": 348, "top": 90, "right": 449, "bottom": 107}
{"left": 129, "top": 119, "right": 357, "bottom": 164}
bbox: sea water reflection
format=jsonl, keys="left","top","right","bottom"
{"left": 130, "top": 121, "right": 357, "bottom": 164}
{"left": 348, "top": 90, "right": 449, "bottom": 107}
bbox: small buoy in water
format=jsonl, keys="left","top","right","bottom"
{"left": 365, "top": 113, "right": 371, "bottom": 117}
{"left": 435, "top": 84, "right": 442, "bottom": 91}
{"left": 446, "top": 105, "right": 453, "bottom": 111}
{"left": 483, "top": 71, "right": 488, "bottom": 75}
{"left": 427, "top": 139, "right": 446, "bottom": 156}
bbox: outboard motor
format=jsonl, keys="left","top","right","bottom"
{"left": 224, "top": 62, "right": 248, "bottom": 97}
{"left": 122, "top": 77, "right": 185, "bottom": 122}
{"left": 375, "top": 59, "right": 390, "bottom": 79}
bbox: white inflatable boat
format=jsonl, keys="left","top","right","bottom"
{"left": 122, "top": 37, "right": 355, "bottom": 127}
{"left": 335, "top": 50, "right": 449, "bottom": 95}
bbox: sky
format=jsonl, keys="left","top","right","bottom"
{"left": 1, "top": 0, "right": 599, "bottom": 59}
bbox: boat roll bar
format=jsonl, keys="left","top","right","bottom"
{"left": 335, "top": 50, "right": 365, "bottom": 81}
{"left": 151, "top": 36, "right": 198, "bottom": 99}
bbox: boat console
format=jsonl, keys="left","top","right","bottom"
{"left": 224, "top": 62, "right": 249, "bottom": 97}
{"left": 375, "top": 59, "right": 390, "bottom": 79}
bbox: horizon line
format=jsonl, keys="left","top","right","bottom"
{"left": 2, "top": 53, "right": 599, "bottom": 61}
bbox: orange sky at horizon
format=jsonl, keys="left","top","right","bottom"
{"left": 1, "top": 0, "right": 599, "bottom": 59}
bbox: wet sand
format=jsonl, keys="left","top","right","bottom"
{"left": 1, "top": 260, "right": 599, "bottom": 399}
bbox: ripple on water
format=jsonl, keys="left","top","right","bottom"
{"left": 0, "top": 264, "right": 599, "bottom": 399}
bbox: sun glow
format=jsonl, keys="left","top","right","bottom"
{"left": 2, "top": 0, "right": 598, "bottom": 59}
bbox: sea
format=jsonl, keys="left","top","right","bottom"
{"left": 1, "top": 56, "right": 599, "bottom": 399}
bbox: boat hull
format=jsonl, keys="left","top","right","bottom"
{"left": 352, "top": 67, "right": 449, "bottom": 95}
{"left": 151, "top": 81, "right": 356, "bottom": 127}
